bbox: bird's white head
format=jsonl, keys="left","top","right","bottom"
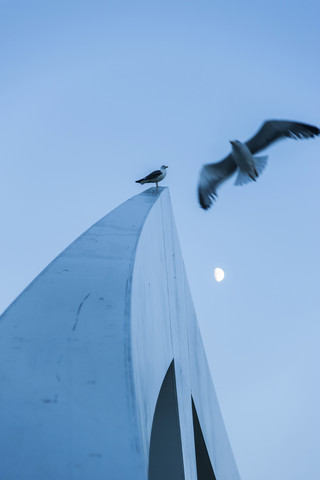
{"left": 161, "top": 165, "right": 168, "bottom": 170}
{"left": 229, "top": 140, "right": 244, "bottom": 153}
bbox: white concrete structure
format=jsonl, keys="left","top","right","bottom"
{"left": 0, "top": 187, "right": 240, "bottom": 480}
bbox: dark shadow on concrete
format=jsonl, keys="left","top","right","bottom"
{"left": 192, "top": 398, "right": 216, "bottom": 480}
{"left": 148, "top": 360, "right": 185, "bottom": 480}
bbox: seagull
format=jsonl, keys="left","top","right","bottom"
{"left": 198, "top": 120, "right": 320, "bottom": 210}
{"left": 136, "top": 165, "right": 168, "bottom": 187}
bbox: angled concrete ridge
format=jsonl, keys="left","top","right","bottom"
{"left": 0, "top": 187, "right": 241, "bottom": 480}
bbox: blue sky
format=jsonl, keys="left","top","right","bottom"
{"left": 1, "top": 2, "right": 320, "bottom": 479}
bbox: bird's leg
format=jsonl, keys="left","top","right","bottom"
{"left": 156, "top": 182, "right": 158, "bottom": 187}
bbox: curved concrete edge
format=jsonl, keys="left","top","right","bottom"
{"left": 0, "top": 188, "right": 162, "bottom": 479}
{"left": 131, "top": 188, "right": 240, "bottom": 480}
{"left": 0, "top": 187, "right": 240, "bottom": 480}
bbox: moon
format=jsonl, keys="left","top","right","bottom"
{"left": 214, "top": 267, "right": 225, "bottom": 282}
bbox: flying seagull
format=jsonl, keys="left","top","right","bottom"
{"left": 136, "top": 165, "right": 168, "bottom": 187}
{"left": 198, "top": 120, "right": 320, "bottom": 210}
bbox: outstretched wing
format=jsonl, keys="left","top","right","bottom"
{"left": 245, "top": 120, "right": 320, "bottom": 154}
{"left": 198, "top": 154, "right": 236, "bottom": 210}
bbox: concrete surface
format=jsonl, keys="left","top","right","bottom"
{"left": 0, "top": 187, "right": 240, "bottom": 480}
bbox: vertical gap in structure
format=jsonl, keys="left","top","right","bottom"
{"left": 148, "top": 360, "right": 185, "bottom": 480}
{"left": 192, "top": 398, "right": 216, "bottom": 480}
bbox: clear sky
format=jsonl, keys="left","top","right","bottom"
{"left": 1, "top": 1, "right": 319, "bottom": 479}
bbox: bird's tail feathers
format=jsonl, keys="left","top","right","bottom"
{"left": 234, "top": 155, "right": 268, "bottom": 186}
{"left": 254, "top": 155, "right": 268, "bottom": 176}
{"left": 234, "top": 169, "right": 255, "bottom": 186}
{"left": 135, "top": 179, "right": 145, "bottom": 184}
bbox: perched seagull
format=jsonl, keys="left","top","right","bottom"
{"left": 198, "top": 120, "right": 320, "bottom": 210}
{"left": 136, "top": 165, "right": 168, "bottom": 187}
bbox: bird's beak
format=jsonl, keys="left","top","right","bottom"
{"left": 165, "top": 165, "right": 168, "bottom": 168}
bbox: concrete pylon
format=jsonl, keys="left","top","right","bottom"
{"left": 0, "top": 187, "right": 240, "bottom": 480}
